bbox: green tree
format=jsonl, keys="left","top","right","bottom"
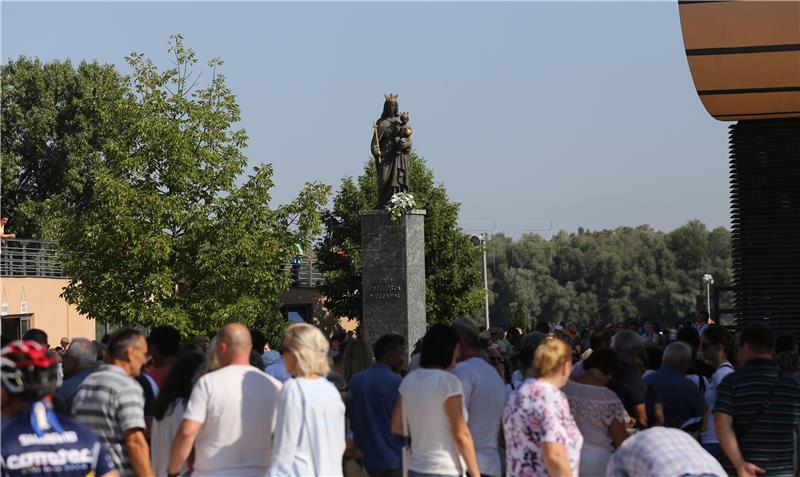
{"left": 667, "top": 220, "right": 733, "bottom": 312}
{"left": 316, "top": 153, "right": 484, "bottom": 326}
{"left": 485, "top": 221, "right": 732, "bottom": 330}
{"left": 44, "top": 36, "right": 330, "bottom": 343}
{"left": 1, "top": 57, "right": 126, "bottom": 238}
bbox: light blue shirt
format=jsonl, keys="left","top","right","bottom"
{"left": 265, "top": 360, "right": 291, "bottom": 383}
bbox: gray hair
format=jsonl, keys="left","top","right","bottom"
{"left": 451, "top": 318, "right": 481, "bottom": 350}
{"left": 612, "top": 330, "right": 642, "bottom": 360}
{"left": 107, "top": 328, "right": 144, "bottom": 361}
{"left": 663, "top": 341, "right": 692, "bottom": 371}
{"left": 64, "top": 338, "right": 97, "bottom": 368}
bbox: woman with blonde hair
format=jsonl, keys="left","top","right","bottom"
{"left": 269, "top": 323, "right": 346, "bottom": 477}
{"left": 205, "top": 336, "right": 222, "bottom": 373}
{"left": 503, "top": 337, "right": 583, "bottom": 476}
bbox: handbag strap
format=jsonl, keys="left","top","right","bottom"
{"left": 296, "top": 379, "right": 319, "bottom": 477}
{"left": 400, "top": 391, "right": 410, "bottom": 477}
{"left": 401, "top": 391, "right": 409, "bottom": 439}
{"left": 737, "top": 371, "right": 785, "bottom": 438}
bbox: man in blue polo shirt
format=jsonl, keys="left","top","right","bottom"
{"left": 347, "top": 334, "right": 406, "bottom": 477}
{"left": 644, "top": 341, "right": 704, "bottom": 430}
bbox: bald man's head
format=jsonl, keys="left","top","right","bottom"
{"left": 216, "top": 323, "right": 253, "bottom": 365}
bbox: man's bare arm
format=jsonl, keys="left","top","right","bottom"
{"left": 716, "top": 412, "right": 765, "bottom": 477}
{"left": 123, "top": 428, "right": 153, "bottom": 477}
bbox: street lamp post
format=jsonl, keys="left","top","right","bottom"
{"left": 703, "top": 273, "right": 715, "bottom": 320}
{"left": 471, "top": 234, "right": 490, "bottom": 330}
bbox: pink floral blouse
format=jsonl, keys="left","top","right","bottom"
{"left": 503, "top": 379, "right": 583, "bottom": 477}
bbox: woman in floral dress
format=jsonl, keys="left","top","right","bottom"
{"left": 503, "top": 338, "right": 583, "bottom": 476}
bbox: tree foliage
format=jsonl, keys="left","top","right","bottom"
{"left": 485, "top": 221, "right": 732, "bottom": 330}
{"left": 37, "top": 36, "right": 330, "bottom": 342}
{"left": 316, "top": 154, "right": 484, "bottom": 326}
{"left": 1, "top": 57, "right": 125, "bottom": 238}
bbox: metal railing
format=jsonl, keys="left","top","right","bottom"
{"left": 279, "top": 259, "right": 325, "bottom": 288}
{"left": 1, "top": 238, "right": 324, "bottom": 287}
{"left": 0, "top": 239, "right": 65, "bottom": 278}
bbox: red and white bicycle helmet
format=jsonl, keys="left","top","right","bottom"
{"left": 0, "top": 340, "right": 60, "bottom": 400}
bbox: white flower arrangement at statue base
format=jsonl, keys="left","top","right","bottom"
{"left": 386, "top": 192, "right": 416, "bottom": 223}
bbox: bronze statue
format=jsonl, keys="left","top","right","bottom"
{"left": 371, "top": 94, "right": 413, "bottom": 208}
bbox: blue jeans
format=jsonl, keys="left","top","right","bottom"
{"left": 408, "top": 471, "right": 460, "bottom": 477}
{"left": 702, "top": 442, "right": 722, "bottom": 459}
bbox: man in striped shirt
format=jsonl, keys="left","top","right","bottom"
{"left": 715, "top": 323, "right": 800, "bottom": 477}
{"left": 73, "top": 328, "right": 154, "bottom": 477}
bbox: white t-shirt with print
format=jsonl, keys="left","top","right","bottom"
{"left": 399, "top": 368, "right": 466, "bottom": 476}
{"left": 184, "top": 364, "right": 282, "bottom": 477}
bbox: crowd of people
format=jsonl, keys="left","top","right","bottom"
{"left": 1, "top": 313, "right": 799, "bottom": 477}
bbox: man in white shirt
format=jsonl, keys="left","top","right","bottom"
{"left": 451, "top": 319, "right": 506, "bottom": 477}
{"left": 167, "top": 323, "right": 282, "bottom": 477}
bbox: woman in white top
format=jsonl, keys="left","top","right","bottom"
{"left": 151, "top": 349, "right": 205, "bottom": 477}
{"left": 269, "top": 324, "right": 346, "bottom": 477}
{"left": 391, "top": 324, "right": 481, "bottom": 477}
{"left": 699, "top": 325, "right": 735, "bottom": 459}
{"left": 563, "top": 348, "right": 628, "bottom": 477}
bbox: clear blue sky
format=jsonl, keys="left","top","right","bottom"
{"left": 2, "top": 1, "right": 731, "bottom": 237}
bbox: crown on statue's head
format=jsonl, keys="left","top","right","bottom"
{"left": 384, "top": 94, "right": 398, "bottom": 103}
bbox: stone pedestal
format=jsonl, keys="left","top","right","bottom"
{"left": 360, "top": 209, "right": 426, "bottom": 358}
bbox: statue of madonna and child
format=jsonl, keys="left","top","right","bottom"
{"left": 370, "top": 94, "right": 414, "bottom": 209}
